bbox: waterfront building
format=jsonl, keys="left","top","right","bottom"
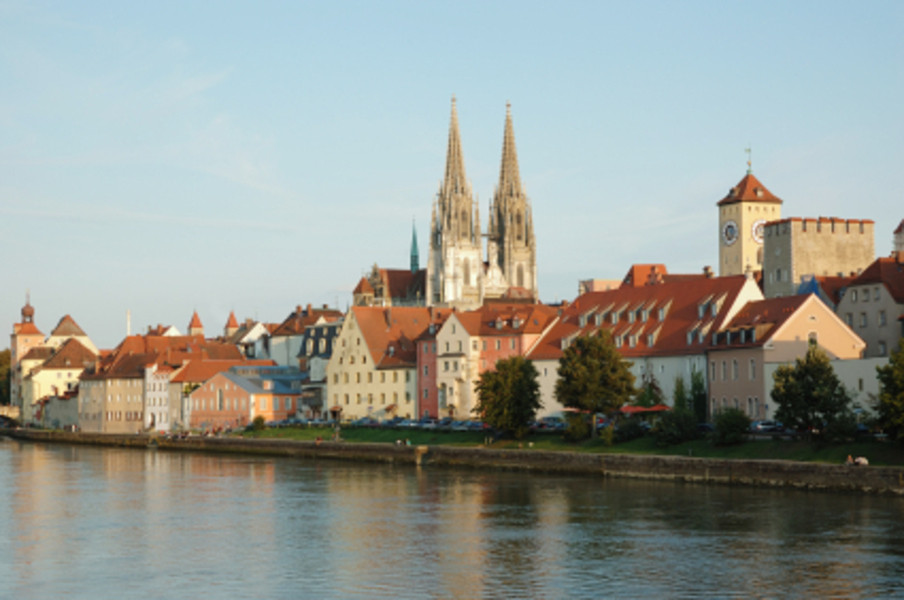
{"left": 834, "top": 251, "right": 904, "bottom": 358}
{"left": 78, "top": 328, "right": 247, "bottom": 433}
{"left": 706, "top": 294, "right": 865, "bottom": 420}
{"left": 189, "top": 365, "right": 305, "bottom": 430}
{"left": 21, "top": 338, "right": 96, "bottom": 426}
{"left": 763, "top": 217, "right": 874, "bottom": 298}
{"left": 426, "top": 98, "right": 537, "bottom": 309}
{"left": 528, "top": 269, "right": 763, "bottom": 416}
{"left": 325, "top": 306, "right": 452, "bottom": 421}
{"left": 265, "top": 304, "right": 343, "bottom": 367}
{"left": 9, "top": 297, "right": 44, "bottom": 414}
{"left": 297, "top": 317, "right": 344, "bottom": 418}
{"left": 433, "top": 302, "right": 558, "bottom": 418}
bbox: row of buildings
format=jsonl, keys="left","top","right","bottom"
{"left": 8, "top": 99, "right": 904, "bottom": 432}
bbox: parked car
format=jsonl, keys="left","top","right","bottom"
{"left": 750, "top": 420, "right": 784, "bottom": 433}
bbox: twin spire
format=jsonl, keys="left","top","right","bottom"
{"left": 443, "top": 96, "right": 470, "bottom": 197}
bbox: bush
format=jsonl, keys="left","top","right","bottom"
{"left": 599, "top": 423, "right": 615, "bottom": 447}
{"left": 564, "top": 413, "right": 591, "bottom": 442}
{"left": 251, "top": 415, "right": 266, "bottom": 431}
{"left": 712, "top": 408, "right": 751, "bottom": 446}
{"left": 614, "top": 418, "right": 648, "bottom": 443}
{"left": 653, "top": 409, "right": 699, "bottom": 447}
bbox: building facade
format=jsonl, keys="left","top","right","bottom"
{"left": 717, "top": 170, "right": 783, "bottom": 277}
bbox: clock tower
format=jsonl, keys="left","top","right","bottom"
{"left": 717, "top": 166, "right": 782, "bottom": 276}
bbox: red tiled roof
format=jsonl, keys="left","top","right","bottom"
{"left": 20, "top": 346, "right": 54, "bottom": 362}
{"left": 622, "top": 264, "right": 668, "bottom": 287}
{"left": 527, "top": 275, "right": 756, "bottom": 361}
{"left": 454, "top": 303, "right": 558, "bottom": 338}
{"left": 353, "top": 306, "right": 453, "bottom": 368}
{"left": 40, "top": 338, "right": 97, "bottom": 370}
{"left": 50, "top": 314, "right": 87, "bottom": 337}
{"left": 850, "top": 255, "right": 904, "bottom": 303}
{"left": 353, "top": 277, "right": 374, "bottom": 295}
{"left": 171, "top": 358, "right": 276, "bottom": 383}
{"left": 811, "top": 275, "right": 856, "bottom": 306}
{"left": 14, "top": 322, "right": 43, "bottom": 336}
{"left": 226, "top": 311, "right": 239, "bottom": 329}
{"left": 188, "top": 311, "right": 203, "bottom": 329}
{"left": 712, "top": 295, "right": 811, "bottom": 348}
{"left": 272, "top": 305, "right": 344, "bottom": 337}
{"left": 717, "top": 173, "right": 782, "bottom": 206}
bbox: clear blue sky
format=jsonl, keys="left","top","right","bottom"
{"left": 2, "top": 1, "right": 902, "bottom": 348}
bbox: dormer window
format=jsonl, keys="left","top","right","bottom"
{"left": 628, "top": 311, "right": 635, "bottom": 324}
{"left": 611, "top": 312, "right": 618, "bottom": 324}
{"left": 698, "top": 304, "right": 706, "bottom": 319}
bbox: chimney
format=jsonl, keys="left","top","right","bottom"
{"left": 703, "top": 266, "right": 713, "bottom": 278}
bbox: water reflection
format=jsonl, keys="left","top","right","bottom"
{"left": 1, "top": 439, "right": 903, "bottom": 599}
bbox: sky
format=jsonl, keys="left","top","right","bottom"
{"left": 2, "top": 0, "right": 902, "bottom": 349}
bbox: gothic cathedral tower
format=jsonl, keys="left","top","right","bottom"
{"left": 426, "top": 97, "right": 483, "bottom": 307}
{"left": 486, "top": 103, "right": 537, "bottom": 299}
{"left": 717, "top": 164, "right": 782, "bottom": 276}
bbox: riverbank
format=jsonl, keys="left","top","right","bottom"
{"left": 4, "top": 429, "right": 904, "bottom": 495}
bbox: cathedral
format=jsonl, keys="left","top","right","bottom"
{"left": 426, "top": 98, "right": 538, "bottom": 308}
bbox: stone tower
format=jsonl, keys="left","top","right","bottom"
{"left": 717, "top": 167, "right": 782, "bottom": 277}
{"left": 426, "top": 97, "right": 483, "bottom": 307}
{"left": 486, "top": 103, "right": 537, "bottom": 299}
{"left": 10, "top": 294, "right": 45, "bottom": 412}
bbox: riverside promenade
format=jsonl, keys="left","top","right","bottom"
{"left": 4, "top": 429, "right": 904, "bottom": 496}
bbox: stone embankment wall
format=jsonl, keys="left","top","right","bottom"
{"left": 5, "top": 430, "right": 904, "bottom": 496}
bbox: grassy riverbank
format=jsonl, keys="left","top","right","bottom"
{"left": 241, "top": 426, "right": 904, "bottom": 467}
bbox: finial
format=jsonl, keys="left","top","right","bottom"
{"left": 745, "top": 146, "right": 752, "bottom": 174}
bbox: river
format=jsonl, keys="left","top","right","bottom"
{"left": 1, "top": 438, "right": 902, "bottom": 599}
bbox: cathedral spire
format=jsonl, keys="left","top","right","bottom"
{"left": 497, "top": 102, "right": 523, "bottom": 199}
{"left": 443, "top": 95, "right": 469, "bottom": 196}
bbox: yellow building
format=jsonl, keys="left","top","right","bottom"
{"left": 717, "top": 170, "right": 783, "bottom": 277}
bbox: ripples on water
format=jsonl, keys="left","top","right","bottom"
{"left": 0, "top": 439, "right": 902, "bottom": 599}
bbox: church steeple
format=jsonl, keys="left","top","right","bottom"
{"left": 443, "top": 95, "right": 469, "bottom": 197}
{"left": 497, "top": 102, "right": 523, "bottom": 200}
{"left": 410, "top": 220, "right": 419, "bottom": 273}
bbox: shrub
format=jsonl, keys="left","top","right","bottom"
{"left": 614, "top": 418, "right": 647, "bottom": 443}
{"left": 599, "top": 423, "right": 615, "bottom": 447}
{"left": 564, "top": 413, "right": 591, "bottom": 441}
{"left": 653, "top": 409, "right": 699, "bottom": 447}
{"left": 712, "top": 408, "right": 751, "bottom": 446}
{"left": 251, "top": 415, "right": 266, "bottom": 431}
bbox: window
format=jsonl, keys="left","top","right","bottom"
{"left": 272, "top": 397, "right": 279, "bottom": 411}
{"left": 423, "top": 365, "right": 428, "bottom": 376}
{"left": 874, "top": 287, "right": 881, "bottom": 301}
{"left": 749, "top": 359, "right": 756, "bottom": 380}
{"left": 445, "top": 342, "right": 450, "bottom": 352}
{"left": 285, "top": 397, "right": 291, "bottom": 411}
{"left": 510, "top": 339, "right": 516, "bottom": 350}
{"left": 852, "top": 290, "right": 858, "bottom": 302}
{"left": 458, "top": 341, "right": 463, "bottom": 352}
{"left": 879, "top": 310, "right": 887, "bottom": 326}
{"left": 878, "top": 341, "right": 887, "bottom": 356}
{"left": 860, "top": 313, "right": 868, "bottom": 328}
{"left": 710, "top": 361, "right": 716, "bottom": 380}
{"left": 423, "top": 389, "right": 428, "bottom": 399}
{"left": 721, "top": 361, "right": 727, "bottom": 381}
{"left": 732, "top": 360, "right": 738, "bottom": 380}
{"left": 367, "top": 373, "right": 372, "bottom": 383}
{"left": 495, "top": 340, "right": 501, "bottom": 350}
{"left": 845, "top": 313, "right": 853, "bottom": 327}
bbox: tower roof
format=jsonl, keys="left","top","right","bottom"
{"left": 226, "top": 311, "right": 239, "bottom": 329}
{"left": 442, "top": 96, "right": 470, "bottom": 196}
{"left": 189, "top": 311, "right": 203, "bottom": 329}
{"left": 496, "top": 102, "right": 523, "bottom": 199}
{"left": 717, "top": 173, "right": 783, "bottom": 206}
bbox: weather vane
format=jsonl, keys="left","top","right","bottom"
{"left": 745, "top": 146, "right": 752, "bottom": 174}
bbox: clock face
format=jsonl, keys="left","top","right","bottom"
{"left": 722, "top": 220, "right": 739, "bottom": 246}
{"left": 752, "top": 219, "right": 766, "bottom": 244}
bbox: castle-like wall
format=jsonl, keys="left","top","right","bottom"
{"left": 763, "top": 217, "right": 874, "bottom": 298}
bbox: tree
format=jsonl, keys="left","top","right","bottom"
{"left": 690, "top": 367, "right": 708, "bottom": 423}
{"left": 712, "top": 407, "right": 751, "bottom": 445}
{"left": 772, "top": 344, "right": 854, "bottom": 440}
{"left": 636, "top": 371, "right": 664, "bottom": 407}
{"left": 555, "top": 332, "right": 636, "bottom": 415}
{"left": 876, "top": 339, "right": 904, "bottom": 442}
{"left": 0, "top": 349, "right": 10, "bottom": 405}
{"left": 474, "top": 356, "right": 542, "bottom": 440}
{"left": 672, "top": 375, "right": 690, "bottom": 413}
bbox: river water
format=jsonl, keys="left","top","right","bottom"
{"left": 1, "top": 438, "right": 902, "bottom": 599}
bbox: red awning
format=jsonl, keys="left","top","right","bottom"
{"left": 329, "top": 405, "right": 343, "bottom": 412}
{"left": 620, "top": 404, "right": 671, "bottom": 415}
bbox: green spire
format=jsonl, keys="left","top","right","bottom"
{"left": 410, "top": 219, "right": 419, "bottom": 273}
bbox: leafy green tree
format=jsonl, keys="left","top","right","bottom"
{"left": 876, "top": 339, "right": 904, "bottom": 442}
{"left": 712, "top": 407, "right": 751, "bottom": 445}
{"left": 555, "top": 332, "right": 635, "bottom": 414}
{"left": 0, "top": 348, "right": 10, "bottom": 405}
{"left": 636, "top": 372, "right": 664, "bottom": 407}
{"left": 690, "top": 367, "right": 708, "bottom": 423}
{"left": 653, "top": 408, "right": 699, "bottom": 446}
{"left": 474, "top": 356, "right": 542, "bottom": 440}
{"left": 673, "top": 375, "right": 689, "bottom": 413}
{"left": 772, "top": 345, "right": 854, "bottom": 440}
